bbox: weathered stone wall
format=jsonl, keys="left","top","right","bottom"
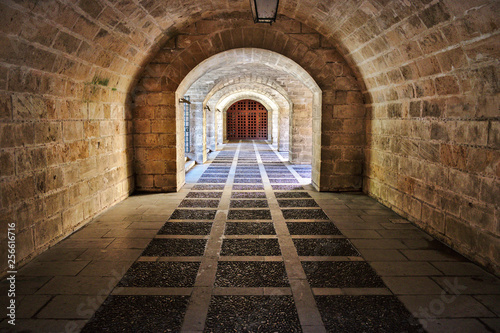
{"left": 352, "top": 1, "right": 499, "bottom": 273}
{"left": 134, "top": 91, "right": 178, "bottom": 191}
{"left": 282, "top": 80, "right": 313, "bottom": 164}
{"left": 0, "top": 1, "right": 136, "bottom": 275}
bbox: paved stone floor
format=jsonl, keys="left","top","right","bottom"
{"left": 1, "top": 141, "right": 499, "bottom": 332}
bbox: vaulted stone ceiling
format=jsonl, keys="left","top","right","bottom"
{"left": 4, "top": 0, "right": 497, "bottom": 98}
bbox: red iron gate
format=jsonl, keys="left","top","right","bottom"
{"left": 227, "top": 100, "right": 268, "bottom": 140}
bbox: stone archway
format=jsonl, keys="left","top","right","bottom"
{"left": 174, "top": 48, "right": 323, "bottom": 189}
{"left": 208, "top": 85, "right": 291, "bottom": 151}
{"left": 134, "top": 23, "right": 366, "bottom": 193}
{"left": 216, "top": 92, "right": 279, "bottom": 146}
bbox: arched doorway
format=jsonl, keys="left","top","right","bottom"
{"left": 226, "top": 99, "right": 268, "bottom": 140}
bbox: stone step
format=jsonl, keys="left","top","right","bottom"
{"left": 185, "top": 159, "right": 196, "bottom": 173}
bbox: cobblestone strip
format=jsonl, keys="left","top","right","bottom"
{"left": 180, "top": 142, "right": 240, "bottom": 332}
{"left": 254, "top": 141, "right": 327, "bottom": 333}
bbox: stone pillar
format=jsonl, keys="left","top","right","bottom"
{"left": 134, "top": 91, "right": 177, "bottom": 192}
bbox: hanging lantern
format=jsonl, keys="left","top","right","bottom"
{"left": 250, "top": 0, "right": 279, "bottom": 24}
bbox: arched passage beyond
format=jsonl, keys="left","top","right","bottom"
{"left": 207, "top": 82, "right": 292, "bottom": 151}
{"left": 171, "top": 48, "right": 323, "bottom": 190}
{"left": 134, "top": 27, "right": 365, "bottom": 193}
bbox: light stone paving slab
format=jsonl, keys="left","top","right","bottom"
{"left": 76, "top": 248, "right": 142, "bottom": 261}
{"left": 16, "top": 295, "right": 51, "bottom": 318}
{"left": 473, "top": 295, "right": 500, "bottom": 316}
{"left": 56, "top": 238, "right": 114, "bottom": 248}
{"left": 69, "top": 228, "right": 111, "bottom": 239}
{"left": 103, "top": 228, "right": 158, "bottom": 238}
{"left": 400, "top": 295, "right": 496, "bottom": 318}
{"left": 382, "top": 276, "right": 444, "bottom": 295}
{"left": 422, "top": 319, "right": 493, "bottom": 333}
{"left": 371, "top": 262, "right": 443, "bottom": 276}
{"left": 431, "top": 262, "right": 493, "bottom": 276}
{"left": 78, "top": 261, "right": 135, "bottom": 277}
{"left": 35, "top": 276, "right": 120, "bottom": 295}
{"left": 0, "top": 319, "right": 87, "bottom": 332}
{"left": 341, "top": 230, "right": 382, "bottom": 238}
{"left": 18, "top": 261, "right": 90, "bottom": 276}
{"left": 106, "top": 238, "right": 153, "bottom": 249}
{"left": 357, "top": 249, "right": 409, "bottom": 261}
{"left": 37, "top": 295, "right": 105, "bottom": 319}
{"left": 312, "top": 288, "right": 392, "bottom": 295}
{"left": 290, "top": 235, "right": 345, "bottom": 239}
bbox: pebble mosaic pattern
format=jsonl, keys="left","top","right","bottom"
{"left": 234, "top": 178, "right": 263, "bottom": 183}
{"left": 269, "top": 178, "right": 299, "bottom": 183}
{"left": 225, "top": 222, "right": 276, "bottom": 235}
{"left": 215, "top": 261, "right": 288, "bottom": 287}
{"left": 81, "top": 295, "right": 189, "bottom": 332}
{"left": 272, "top": 185, "right": 304, "bottom": 190}
{"left": 277, "top": 199, "right": 319, "bottom": 207}
{"left": 170, "top": 209, "right": 217, "bottom": 220}
{"left": 186, "top": 192, "right": 223, "bottom": 198}
{"left": 233, "top": 184, "right": 264, "bottom": 190}
{"left": 282, "top": 209, "right": 330, "bottom": 220}
{"left": 197, "top": 178, "right": 227, "bottom": 183}
{"left": 227, "top": 209, "right": 272, "bottom": 220}
{"left": 192, "top": 184, "right": 225, "bottom": 190}
{"left": 293, "top": 238, "right": 360, "bottom": 256}
{"left": 302, "top": 261, "right": 385, "bottom": 288}
{"left": 315, "top": 295, "right": 422, "bottom": 332}
{"left": 286, "top": 222, "right": 342, "bottom": 235}
{"left": 82, "top": 142, "right": 422, "bottom": 332}
{"left": 231, "top": 192, "right": 267, "bottom": 198}
{"left": 158, "top": 222, "right": 213, "bottom": 235}
{"left": 229, "top": 199, "right": 269, "bottom": 208}
{"left": 275, "top": 191, "right": 312, "bottom": 198}
{"left": 220, "top": 239, "right": 282, "bottom": 256}
{"left": 178, "top": 199, "right": 220, "bottom": 208}
{"left": 119, "top": 262, "right": 200, "bottom": 287}
{"left": 142, "top": 239, "right": 207, "bottom": 257}
{"left": 204, "top": 296, "right": 302, "bottom": 333}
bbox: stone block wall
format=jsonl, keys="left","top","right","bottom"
{"left": 346, "top": 1, "right": 500, "bottom": 273}
{"left": 133, "top": 92, "right": 177, "bottom": 191}
{"left": 0, "top": 0, "right": 137, "bottom": 275}
{"left": 280, "top": 79, "right": 313, "bottom": 164}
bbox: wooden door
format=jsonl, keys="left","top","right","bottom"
{"left": 227, "top": 100, "right": 268, "bottom": 140}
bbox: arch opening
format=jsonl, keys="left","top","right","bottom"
{"left": 207, "top": 81, "right": 291, "bottom": 151}
{"left": 175, "top": 48, "right": 322, "bottom": 189}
